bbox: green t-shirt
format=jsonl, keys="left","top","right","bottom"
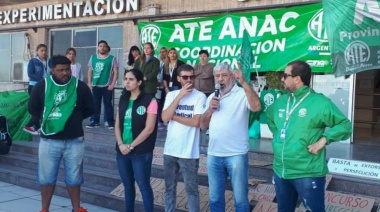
{"left": 122, "top": 100, "right": 134, "bottom": 144}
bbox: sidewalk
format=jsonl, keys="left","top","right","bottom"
{"left": 0, "top": 181, "right": 117, "bottom": 212}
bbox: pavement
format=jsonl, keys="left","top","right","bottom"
{"left": 0, "top": 181, "right": 117, "bottom": 212}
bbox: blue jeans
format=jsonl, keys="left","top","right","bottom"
{"left": 164, "top": 155, "right": 199, "bottom": 212}
{"left": 37, "top": 137, "right": 84, "bottom": 186}
{"left": 273, "top": 173, "right": 326, "bottom": 212}
{"left": 207, "top": 154, "right": 249, "bottom": 212}
{"left": 117, "top": 152, "right": 154, "bottom": 212}
{"left": 92, "top": 86, "right": 114, "bottom": 127}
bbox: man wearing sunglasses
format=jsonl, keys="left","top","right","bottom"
{"left": 200, "top": 62, "right": 261, "bottom": 211}
{"left": 162, "top": 64, "right": 207, "bottom": 212}
{"left": 266, "top": 60, "right": 352, "bottom": 212}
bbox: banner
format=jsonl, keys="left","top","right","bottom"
{"left": 0, "top": 91, "right": 32, "bottom": 141}
{"left": 323, "top": 0, "right": 380, "bottom": 76}
{"left": 138, "top": 3, "right": 332, "bottom": 73}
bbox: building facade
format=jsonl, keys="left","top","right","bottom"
{"left": 0, "top": 0, "right": 318, "bottom": 88}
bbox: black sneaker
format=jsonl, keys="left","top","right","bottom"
{"left": 86, "top": 122, "right": 100, "bottom": 128}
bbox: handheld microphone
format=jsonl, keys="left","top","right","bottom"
{"left": 214, "top": 83, "right": 221, "bottom": 98}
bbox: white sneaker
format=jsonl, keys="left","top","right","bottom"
{"left": 104, "top": 121, "right": 109, "bottom": 127}
{"left": 206, "top": 129, "right": 209, "bottom": 135}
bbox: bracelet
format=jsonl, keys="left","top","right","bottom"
{"left": 127, "top": 144, "right": 134, "bottom": 150}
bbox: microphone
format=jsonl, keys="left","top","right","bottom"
{"left": 214, "top": 83, "right": 221, "bottom": 98}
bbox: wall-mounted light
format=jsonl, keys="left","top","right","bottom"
{"left": 147, "top": 4, "right": 160, "bottom": 15}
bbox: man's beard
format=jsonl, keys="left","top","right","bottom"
{"left": 220, "top": 83, "right": 234, "bottom": 95}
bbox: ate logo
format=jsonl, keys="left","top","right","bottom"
{"left": 140, "top": 24, "right": 161, "bottom": 49}
{"left": 264, "top": 93, "right": 275, "bottom": 107}
{"left": 308, "top": 9, "right": 328, "bottom": 42}
{"left": 136, "top": 106, "right": 146, "bottom": 115}
{"left": 345, "top": 40, "right": 370, "bottom": 65}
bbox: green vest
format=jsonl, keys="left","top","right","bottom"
{"left": 91, "top": 54, "right": 115, "bottom": 86}
{"left": 41, "top": 76, "right": 78, "bottom": 135}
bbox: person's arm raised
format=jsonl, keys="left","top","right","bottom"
{"left": 234, "top": 63, "right": 261, "bottom": 112}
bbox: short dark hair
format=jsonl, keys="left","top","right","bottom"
{"left": 287, "top": 60, "right": 311, "bottom": 86}
{"left": 98, "top": 40, "right": 108, "bottom": 46}
{"left": 177, "top": 64, "right": 194, "bottom": 76}
{"left": 50, "top": 55, "right": 71, "bottom": 69}
{"left": 199, "top": 50, "right": 209, "bottom": 57}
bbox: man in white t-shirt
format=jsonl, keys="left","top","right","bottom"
{"left": 200, "top": 63, "right": 261, "bottom": 211}
{"left": 162, "top": 64, "right": 206, "bottom": 212}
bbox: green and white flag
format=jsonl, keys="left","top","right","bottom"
{"left": 323, "top": 0, "right": 380, "bottom": 76}
{"left": 239, "top": 30, "right": 254, "bottom": 82}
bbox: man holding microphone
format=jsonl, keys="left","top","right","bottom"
{"left": 200, "top": 63, "right": 261, "bottom": 211}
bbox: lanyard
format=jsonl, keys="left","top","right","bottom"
{"left": 284, "top": 91, "right": 310, "bottom": 128}
{"left": 169, "top": 67, "right": 174, "bottom": 79}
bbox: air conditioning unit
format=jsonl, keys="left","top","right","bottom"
{"left": 13, "top": 62, "right": 29, "bottom": 82}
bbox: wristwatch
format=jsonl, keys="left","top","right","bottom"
{"left": 127, "top": 144, "right": 134, "bottom": 150}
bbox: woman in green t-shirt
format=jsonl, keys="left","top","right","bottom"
{"left": 115, "top": 69, "right": 158, "bottom": 211}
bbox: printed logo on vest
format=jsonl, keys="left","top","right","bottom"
{"left": 54, "top": 90, "right": 67, "bottom": 106}
{"left": 136, "top": 106, "right": 146, "bottom": 115}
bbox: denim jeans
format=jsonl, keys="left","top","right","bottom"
{"left": 207, "top": 154, "right": 249, "bottom": 212}
{"left": 37, "top": 137, "right": 84, "bottom": 186}
{"left": 164, "top": 155, "right": 199, "bottom": 212}
{"left": 116, "top": 151, "right": 154, "bottom": 212}
{"left": 92, "top": 86, "right": 114, "bottom": 126}
{"left": 273, "top": 173, "right": 326, "bottom": 212}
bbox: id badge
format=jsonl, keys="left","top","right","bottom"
{"left": 169, "top": 82, "right": 173, "bottom": 87}
{"left": 280, "top": 128, "right": 286, "bottom": 140}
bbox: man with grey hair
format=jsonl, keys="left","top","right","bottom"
{"left": 200, "top": 63, "right": 261, "bottom": 211}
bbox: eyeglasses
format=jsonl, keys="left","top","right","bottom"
{"left": 282, "top": 72, "right": 296, "bottom": 79}
{"left": 180, "top": 75, "right": 196, "bottom": 80}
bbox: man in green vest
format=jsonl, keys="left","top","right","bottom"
{"left": 87, "top": 40, "right": 119, "bottom": 129}
{"left": 28, "top": 55, "right": 94, "bottom": 212}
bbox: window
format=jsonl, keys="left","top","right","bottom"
{"left": 0, "top": 33, "right": 27, "bottom": 82}
{"left": 50, "top": 25, "right": 124, "bottom": 84}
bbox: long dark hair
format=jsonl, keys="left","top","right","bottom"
{"left": 124, "top": 69, "right": 145, "bottom": 91}
{"left": 127, "top": 46, "right": 140, "bottom": 66}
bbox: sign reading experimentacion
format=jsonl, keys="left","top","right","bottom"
{"left": 328, "top": 158, "right": 380, "bottom": 181}
{"left": 0, "top": 0, "right": 140, "bottom": 25}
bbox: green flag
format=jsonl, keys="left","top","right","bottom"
{"left": 323, "top": 0, "right": 380, "bottom": 76}
{"left": 239, "top": 30, "right": 253, "bottom": 83}
{"left": 0, "top": 91, "right": 32, "bottom": 141}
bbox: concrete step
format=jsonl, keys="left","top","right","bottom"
{"left": 10, "top": 128, "right": 380, "bottom": 211}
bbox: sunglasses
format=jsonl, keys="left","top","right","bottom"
{"left": 282, "top": 72, "right": 296, "bottom": 79}
{"left": 180, "top": 75, "right": 196, "bottom": 80}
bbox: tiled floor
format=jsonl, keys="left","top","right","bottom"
{"left": 0, "top": 181, "right": 117, "bottom": 212}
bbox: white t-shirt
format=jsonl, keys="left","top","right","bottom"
{"left": 205, "top": 84, "right": 251, "bottom": 157}
{"left": 163, "top": 89, "right": 206, "bottom": 159}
